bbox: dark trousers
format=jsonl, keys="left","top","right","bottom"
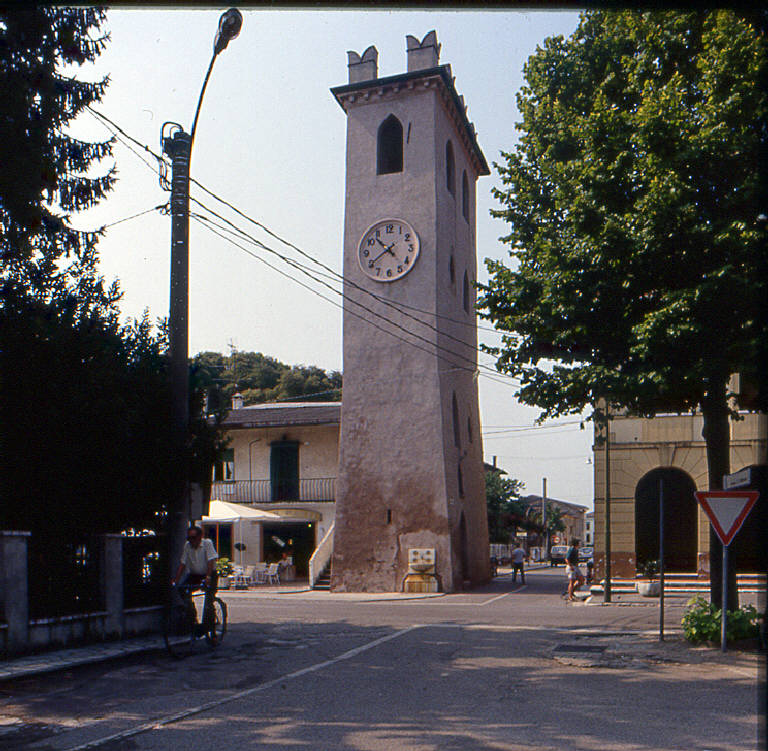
{"left": 179, "top": 572, "right": 218, "bottom": 628}
{"left": 512, "top": 562, "right": 525, "bottom": 583}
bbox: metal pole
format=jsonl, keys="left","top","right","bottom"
{"left": 166, "top": 129, "right": 193, "bottom": 574}
{"left": 721, "top": 543, "right": 729, "bottom": 652}
{"left": 541, "top": 477, "right": 549, "bottom": 559}
{"left": 604, "top": 407, "right": 612, "bottom": 603}
{"left": 659, "top": 477, "right": 665, "bottom": 641}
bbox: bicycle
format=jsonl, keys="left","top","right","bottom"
{"left": 163, "top": 581, "right": 227, "bottom": 658}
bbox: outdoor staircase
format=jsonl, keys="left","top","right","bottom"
{"left": 312, "top": 562, "right": 332, "bottom": 591}
{"left": 591, "top": 573, "right": 765, "bottom": 596}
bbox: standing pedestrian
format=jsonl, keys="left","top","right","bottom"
{"left": 511, "top": 543, "right": 527, "bottom": 584}
{"left": 564, "top": 538, "right": 585, "bottom": 601}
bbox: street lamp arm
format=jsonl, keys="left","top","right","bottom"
{"left": 190, "top": 53, "right": 217, "bottom": 144}
{"left": 190, "top": 8, "right": 243, "bottom": 144}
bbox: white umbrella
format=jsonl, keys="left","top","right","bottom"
{"left": 203, "top": 501, "right": 282, "bottom": 567}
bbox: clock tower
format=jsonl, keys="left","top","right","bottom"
{"left": 330, "top": 32, "right": 490, "bottom": 592}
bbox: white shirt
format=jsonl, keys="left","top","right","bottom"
{"left": 511, "top": 548, "right": 526, "bottom": 564}
{"left": 180, "top": 538, "right": 218, "bottom": 575}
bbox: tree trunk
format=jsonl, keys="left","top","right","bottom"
{"left": 700, "top": 376, "right": 739, "bottom": 611}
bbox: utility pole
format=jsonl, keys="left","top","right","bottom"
{"left": 165, "top": 127, "right": 192, "bottom": 574}
{"left": 542, "top": 477, "right": 548, "bottom": 561}
{"left": 161, "top": 9, "right": 243, "bottom": 579}
{"left": 603, "top": 403, "right": 612, "bottom": 603}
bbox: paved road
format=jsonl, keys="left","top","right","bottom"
{"left": 0, "top": 568, "right": 762, "bottom": 751}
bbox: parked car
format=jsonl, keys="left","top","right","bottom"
{"left": 578, "top": 546, "right": 593, "bottom": 562}
{"left": 549, "top": 545, "right": 569, "bottom": 566}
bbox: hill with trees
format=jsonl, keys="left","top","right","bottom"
{"left": 192, "top": 350, "right": 342, "bottom": 412}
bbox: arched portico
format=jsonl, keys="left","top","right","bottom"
{"left": 635, "top": 467, "right": 698, "bottom": 572}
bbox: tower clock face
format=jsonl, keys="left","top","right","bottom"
{"left": 357, "top": 219, "right": 420, "bottom": 282}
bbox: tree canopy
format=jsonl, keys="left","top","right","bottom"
{"left": 0, "top": 9, "right": 220, "bottom": 540}
{"left": 479, "top": 10, "right": 764, "bottom": 426}
{"left": 193, "top": 350, "right": 342, "bottom": 411}
{"left": 478, "top": 10, "right": 766, "bottom": 608}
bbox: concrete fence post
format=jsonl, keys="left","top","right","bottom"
{"left": 100, "top": 534, "right": 124, "bottom": 638}
{"left": 0, "top": 531, "right": 31, "bottom": 654}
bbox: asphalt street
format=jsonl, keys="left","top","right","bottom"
{"left": 0, "top": 568, "right": 762, "bottom": 751}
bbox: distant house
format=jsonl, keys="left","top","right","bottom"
{"left": 207, "top": 401, "right": 340, "bottom": 578}
{"left": 520, "top": 495, "right": 588, "bottom": 546}
{"left": 584, "top": 511, "right": 594, "bottom": 546}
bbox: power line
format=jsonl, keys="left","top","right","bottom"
{"left": 191, "top": 201, "right": 521, "bottom": 386}
{"left": 190, "top": 174, "right": 509, "bottom": 336}
{"left": 85, "top": 109, "right": 522, "bottom": 388}
{"left": 190, "top": 196, "right": 506, "bottom": 369}
{"left": 99, "top": 203, "right": 168, "bottom": 231}
{"left": 192, "top": 215, "right": 509, "bottom": 383}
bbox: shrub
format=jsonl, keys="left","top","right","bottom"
{"left": 215, "top": 558, "right": 234, "bottom": 577}
{"left": 681, "top": 596, "right": 762, "bottom": 644}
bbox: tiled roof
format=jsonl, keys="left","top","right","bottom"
{"left": 222, "top": 402, "right": 341, "bottom": 429}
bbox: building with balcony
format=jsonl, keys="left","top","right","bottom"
{"left": 207, "top": 401, "right": 340, "bottom": 578}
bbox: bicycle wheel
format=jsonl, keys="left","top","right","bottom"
{"left": 205, "top": 598, "right": 227, "bottom": 647}
{"left": 164, "top": 604, "right": 195, "bottom": 659}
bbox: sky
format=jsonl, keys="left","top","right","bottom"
{"left": 73, "top": 8, "right": 595, "bottom": 508}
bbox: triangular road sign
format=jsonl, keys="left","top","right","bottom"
{"left": 694, "top": 490, "right": 759, "bottom": 546}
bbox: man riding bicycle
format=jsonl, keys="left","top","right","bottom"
{"left": 172, "top": 525, "right": 219, "bottom": 638}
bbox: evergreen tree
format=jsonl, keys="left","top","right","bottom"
{"left": 0, "top": 8, "right": 114, "bottom": 298}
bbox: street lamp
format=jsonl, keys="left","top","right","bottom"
{"left": 162, "top": 8, "right": 243, "bottom": 571}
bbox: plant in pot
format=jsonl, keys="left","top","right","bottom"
{"left": 216, "top": 557, "right": 234, "bottom": 589}
{"left": 637, "top": 559, "right": 660, "bottom": 597}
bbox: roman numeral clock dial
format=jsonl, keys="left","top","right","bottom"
{"left": 358, "top": 219, "right": 420, "bottom": 282}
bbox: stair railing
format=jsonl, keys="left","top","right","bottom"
{"left": 308, "top": 523, "right": 334, "bottom": 589}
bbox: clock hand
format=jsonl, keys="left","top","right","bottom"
{"left": 372, "top": 248, "right": 392, "bottom": 263}
{"left": 375, "top": 237, "right": 398, "bottom": 256}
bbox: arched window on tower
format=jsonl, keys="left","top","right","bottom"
{"left": 462, "top": 171, "right": 469, "bottom": 221}
{"left": 446, "top": 141, "right": 455, "bottom": 195}
{"left": 377, "top": 115, "right": 403, "bottom": 174}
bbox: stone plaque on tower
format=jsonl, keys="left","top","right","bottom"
{"left": 330, "top": 31, "right": 490, "bottom": 592}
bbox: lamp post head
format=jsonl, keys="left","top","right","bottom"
{"left": 213, "top": 8, "right": 243, "bottom": 55}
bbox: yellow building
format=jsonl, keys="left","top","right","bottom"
{"left": 592, "top": 400, "right": 766, "bottom": 578}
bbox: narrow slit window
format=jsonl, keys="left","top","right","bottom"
{"left": 452, "top": 392, "right": 461, "bottom": 448}
{"left": 446, "top": 141, "right": 455, "bottom": 195}
{"left": 377, "top": 115, "right": 403, "bottom": 174}
{"left": 462, "top": 271, "right": 470, "bottom": 313}
{"left": 462, "top": 171, "right": 469, "bottom": 221}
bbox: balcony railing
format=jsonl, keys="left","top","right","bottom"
{"left": 211, "top": 478, "right": 336, "bottom": 504}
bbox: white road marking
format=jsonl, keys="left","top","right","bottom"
{"left": 63, "top": 624, "right": 424, "bottom": 750}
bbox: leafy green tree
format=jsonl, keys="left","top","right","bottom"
{"left": 478, "top": 10, "right": 765, "bottom": 608}
{"left": 485, "top": 471, "right": 528, "bottom": 543}
{"left": 191, "top": 351, "right": 342, "bottom": 409}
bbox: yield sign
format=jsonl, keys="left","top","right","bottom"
{"left": 694, "top": 490, "right": 759, "bottom": 546}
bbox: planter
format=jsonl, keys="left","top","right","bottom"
{"left": 637, "top": 580, "right": 660, "bottom": 597}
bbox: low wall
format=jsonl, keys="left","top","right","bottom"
{"left": 0, "top": 531, "right": 164, "bottom": 658}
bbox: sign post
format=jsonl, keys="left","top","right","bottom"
{"left": 694, "top": 490, "right": 759, "bottom": 652}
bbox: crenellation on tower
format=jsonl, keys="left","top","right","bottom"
{"left": 406, "top": 30, "right": 441, "bottom": 71}
{"left": 347, "top": 45, "right": 378, "bottom": 84}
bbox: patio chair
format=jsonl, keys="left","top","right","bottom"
{"left": 265, "top": 562, "right": 280, "bottom": 585}
{"left": 250, "top": 562, "right": 268, "bottom": 584}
